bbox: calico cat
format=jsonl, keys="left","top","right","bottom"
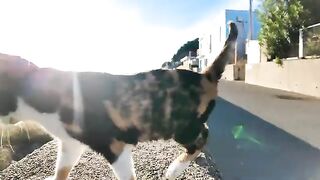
{"left": 0, "top": 22, "right": 237, "bottom": 180}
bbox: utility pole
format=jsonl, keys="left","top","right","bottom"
{"left": 249, "top": 0, "right": 253, "bottom": 40}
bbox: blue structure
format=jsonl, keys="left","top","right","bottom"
{"left": 225, "top": 9, "right": 261, "bottom": 40}
{"left": 225, "top": 9, "right": 261, "bottom": 59}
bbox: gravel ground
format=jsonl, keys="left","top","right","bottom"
{"left": 1, "top": 140, "right": 221, "bottom": 180}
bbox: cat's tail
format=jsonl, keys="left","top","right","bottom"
{"left": 204, "top": 21, "right": 238, "bottom": 81}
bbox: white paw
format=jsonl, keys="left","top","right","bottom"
{"left": 165, "top": 160, "right": 190, "bottom": 180}
{"left": 44, "top": 175, "right": 56, "bottom": 180}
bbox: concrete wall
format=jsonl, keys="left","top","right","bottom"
{"left": 246, "top": 40, "right": 269, "bottom": 64}
{"left": 222, "top": 64, "right": 246, "bottom": 81}
{"left": 246, "top": 40, "right": 261, "bottom": 64}
{"left": 176, "top": 62, "right": 245, "bottom": 81}
{"left": 221, "top": 64, "right": 235, "bottom": 80}
{"left": 245, "top": 59, "right": 320, "bottom": 97}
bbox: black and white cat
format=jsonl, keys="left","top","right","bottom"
{"left": 0, "top": 22, "right": 237, "bottom": 180}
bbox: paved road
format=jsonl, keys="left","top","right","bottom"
{"left": 206, "top": 80, "right": 320, "bottom": 180}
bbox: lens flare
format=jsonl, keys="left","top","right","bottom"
{"left": 232, "top": 125, "right": 262, "bottom": 145}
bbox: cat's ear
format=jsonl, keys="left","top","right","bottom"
{"left": 0, "top": 53, "right": 38, "bottom": 82}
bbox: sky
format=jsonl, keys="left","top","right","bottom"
{"left": 0, "top": 0, "right": 260, "bottom": 75}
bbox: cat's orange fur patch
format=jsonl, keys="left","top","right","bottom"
{"left": 56, "top": 166, "right": 72, "bottom": 180}
{"left": 104, "top": 101, "right": 132, "bottom": 131}
{"left": 110, "top": 139, "right": 126, "bottom": 156}
{"left": 197, "top": 77, "right": 218, "bottom": 117}
{"left": 63, "top": 122, "right": 83, "bottom": 135}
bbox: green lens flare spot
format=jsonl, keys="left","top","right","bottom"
{"left": 232, "top": 125, "right": 263, "bottom": 146}
{"left": 232, "top": 125, "right": 244, "bottom": 139}
{"left": 248, "top": 136, "right": 262, "bottom": 145}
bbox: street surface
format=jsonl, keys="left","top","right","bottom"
{"left": 206, "top": 80, "right": 320, "bottom": 180}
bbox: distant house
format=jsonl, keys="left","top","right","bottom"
{"left": 197, "top": 9, "right": 261, "bottom": 72}
{"left": 176, "top": 52, "right": 199, "bottom": 71}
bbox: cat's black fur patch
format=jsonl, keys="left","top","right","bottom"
{"left": 199, "top": 100, "right": 215, "bottom": 123}
{"left": 0, "top": 90, "right": 17, "bottom": 116}
{"left": 0, "top": 72, "right": 18, "bottom": 116}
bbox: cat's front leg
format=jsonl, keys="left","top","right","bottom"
{"left": 165, "top": 123, "right": 209, "bottom": 180}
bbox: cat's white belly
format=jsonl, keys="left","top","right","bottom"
{"left": 12, "top": 98, "right": 71, "bottom": 140}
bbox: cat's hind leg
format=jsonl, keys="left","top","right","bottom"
{"left": 46, "top": 137, "right": 85, "bottom": 180}
{"left": 101, "top": 139, "right": 136, "bottom": 180}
